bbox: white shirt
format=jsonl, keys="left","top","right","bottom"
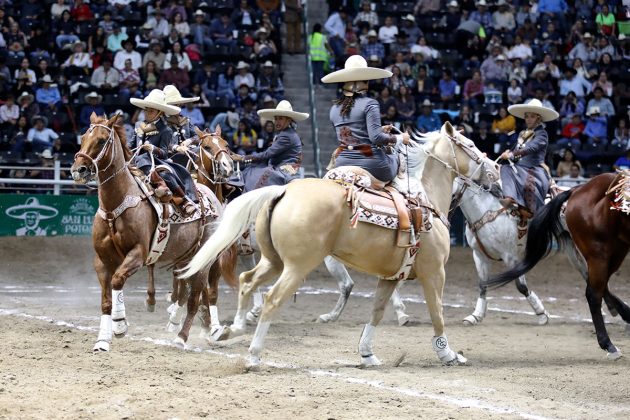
{"left": 114, "top": 50, "right": 143, "bottom": 71}
{"left": 14, "top": 68, "right": 37, "bottom": 84}
{"left": 378, "top": 25, "right": 398, "bottom": 44}
{"left": 163, "top": 52, "right": 192, "bottom": 71}
{"left": 63, "top": 53, "right": 92, "bottom": 68}
{"left": 0, "top": 103, "right": 19, "bottom": 122}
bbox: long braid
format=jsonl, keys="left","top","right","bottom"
{"left": 334, "top": 95, "right": 357, "bottom": 117}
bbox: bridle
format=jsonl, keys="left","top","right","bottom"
{"left": 196, "top": 132, "right": 234, "bottom": 184}
{"left": 74, "top": 123, "right": 128, "bottom": 186}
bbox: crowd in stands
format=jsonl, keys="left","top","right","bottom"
{"left": 319, "top": 0, "right": 630, "bottom": 178}
{"left": 0, "top": 0, "right": 293, "bottom": 177}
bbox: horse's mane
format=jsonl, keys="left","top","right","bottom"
{"left": 93, "top": 116, "right": 132, "bottom": 161}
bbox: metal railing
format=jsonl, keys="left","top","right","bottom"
{"left": 302, "top": 0, "right": 322, "bottom": 177}
{"left": 0, "top": 161, "right": 94, "bottom": 195}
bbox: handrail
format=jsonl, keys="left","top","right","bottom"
{"left": 302, "top": 1, "right": 322, "bottom": 177}
{"left": 0, "top": 160, "right": 96, "bottom": 194}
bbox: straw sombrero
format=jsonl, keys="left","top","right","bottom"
{"left": 163, "top": 85, "right": 199, "bottom": 105}
{"left": 321, "top": 55, "right": 392, "bottom": 84}
{"left": 130, "top": 89, "right": 181, "bottom": 115}
{"left": 257, "top": 100, "right": 309, "bottom": 121}
{"left": 508, "top": 98, "right": 558, "bottom": 122}
{"left": 6, "top": 197, "right": 58, "bottom": 220}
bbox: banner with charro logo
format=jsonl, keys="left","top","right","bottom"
{"left": 0, "top": 194, "right": 98, "bottom": 236}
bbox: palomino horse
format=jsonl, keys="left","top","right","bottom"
{"left": 486, "top": 172, "right": 630, "bottom": 359}
{"left": 71, "top": 113, "right": 237, "bottom": 351}
{"left": 451, "top": 174, "right": 550, "bottom": 325}
{"left": 182, "top": 122, "right": 498, "bottom": 368}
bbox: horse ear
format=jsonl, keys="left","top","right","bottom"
{"left": 215, "top": 124, "right": 221, "bottom": 136}
{"left": 194, "top": 126, "right": 203, "bottom": 137}
{"left": 90, "top": 112, "right": 98, "bottom": 124}
{"left": 444, "top": 121, "right": 454, "bottom": 136}
{"left": 107, "top": 113, "right": 120, "bottom": 127}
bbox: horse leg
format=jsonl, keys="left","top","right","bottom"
{"left": 317, "top": 256, "right": 355, "bottom": 323}
{"left": 110, "top": 246, "right": 144, "bottom": 338}
{"left": 585, "top": 261, "right": 622, "bottom": 359}
{"left": 602, "top": 290, "right": 630, "bottom": 332}
{"left": 358, "top": 279, "right": 399, "bottom": 367}
{"left": 390, "top": 282, "right": 410, "bottom": 326}
{"left": 174, "top": 271, "right": 206, "bottom": 348}
{"left": 240, "top": 253, "right": 264, "bottom": 326}
{"left": 94, "top": 256, "right": 113, "bottom": 352}
{"left": 419, "top": 263, "right": 467, "bottom": 365}
{"left": 146, "top": 264, "right": 156, "bottom": 312}
{"left": 516, "top": 275, "right": 550, "bottom": 325}
{"left": 463, "top": 250, "right": 489, "bottom": 326}
{"left": 603, "top": 293, "right": 620, "bottom": 317}
{"left": 167, "top": 279, "right": 189, "bottom": 332}
{"left": 204, "top": 260, "right": 227, "bottom": 342}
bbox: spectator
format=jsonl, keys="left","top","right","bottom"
{"left": 390, "top": 32, "right": 411, "bottom": 58}
{"left": 516, "top": 17, "right": 538, "bottom": 42}
{"left": 472, "top": 121, "right": 496, "bottom": 157}
{"left": 135, "top": 24, "right": 154, "bottom": 54}
{"left": 232, "top": 0, "right": 258, "bottom": 29}
{"left": 402, "top": 15, "right": 422, "bottom": 44}
{"left": 106, "top": 24, "right": 128, "bottom": 54}
{"left": 384, "top": 65, "right": 408, "bottom": 92}
{"left": 508, "top": 57, "right": 528, "bottom": 84}
{"left": 70, "top": 0, "right": 93, "bottom": 23}
{"left": 377, "top": 86, "right": 396, "bottom": 117}
{"left": 170, "top": 12, "right": 190, "bottom": 40}
{"left": 193, "top": 63, "right": 218, "bottom": 100}
{"left": 558, "top": 91, "right": 585, "bottom": 125}
{"left": 90, "top": 58, "right": 120, "bottom": 95}
{"left": 537, "top": 0, "right": 568, "bottom": 30}
{"left": 413, "top": 65, "right": 435, "bottom": 101}
{"left": 557, "top": 163, "right": 587, "bottom": 187}
{"left": 492, "top": 0, "right": 516, "bottom": 34}
{"left": 256, "top": 61, "right": 284, "bottom": 101}
{"left": 539, "top": 22, "right": 564, "bottom": 55}
{"left": 119, "top": 58, "right": 142, "bottom": 100}
{"left": 162, "top": 0, "right": 187, "bottom": 21}
{"left": 309, "top": 23, "right": 329, "bottom": 86}
{"left": 613, "top": 150, "right": 630, "bottom": 171}
{"left": 217, "top": 64, "right": 236, "bottom": 102}
{"left": 147, "top": 9, "right": 170, "bottom": 40}
{"left": 61, "top": 41, "right": 92, "bottom": 78}
{"left": 463, "top": 70, "right": 484, "bottom": 106}
{"left": 395, "top": 85, "right": 415, "bottom": 124}
{"left": 79, "top": 92, "right": 105, "bottom": 130}
{"left": 470, "top": 0, "right": 492, "bottom": 29}
{"left": 141, "top": 60, "right": 160, "bottom": 94}
{"left": 583, "top": 106, "right": 608, "bottom": 150}
{"left": 491, "top": 106, "right": 516, "bottom": 147}
{"left": 284, "top": 0, "right": 303, "bottom": 54}
{"left": 412, "top": 36, "right": 439, "bottom": 62}
{"left": 232, "top": 119, "right": 257, "bottom": 155}
{"left": 163, "top": 42, "right": 192, "bottom": 72}
{"left": 381, "top": 104, "right": 399, "bottom": 126}
{"left": 54, "top": 10, "right": 80, "bottom": 49}
{"left": 51, "top": 0, "right": 71, "bottom": 20}
{"left": 567, "top": 32, "right": 598, "bottom": 65}
{"left": 530, "top": 53, "right": 561, "bottom": 80}
{"left": 480, "top": 51, "right": 509, "bottom": 85}
{"left": 98, "top": 10, "right": 116, "bottom": 36}
{"left": 209, "top": 110, "right": 239, "bottom": 139}
{"left": 210, "top": 12, "right": 237, "bottom": 48}
{"left": 143, "top": 40, "right": 166, "bottom": 70}
{"left": 0, "top": 94, "right": 19, "bottom": 130}
{"left": 438, "top": 69, "right": 458, "bottom": 104}
{"left": 7, "top": 116, "right": 29, "bottom": 153}
{"left": 259, "top": 120, "right": 275, "bottom": 151}
{"left": 114, "top": 39, "right": 142, "bottom": 71}
{"left": 163, "top": 28, "right": 184, "bottom": 53}
{"left": 591, "top": 71, "right": 613, "bottom": 97}
{"left": 507, "top": 36, "right": 533, "bottom": 63}
{"left": 515, "top": 4, "right": 537, "bottom": 27}
{"left": 556, "top": 149, "right": 583, "bottom": 177}
{"left": 158, "top": 56, "right": 189, "bottom": 93}
{"left": 14, "top": 58, "right": 37, "bottom": 89}
{"left": 254, "top": 27, "right": 278, "bottom": 60}
{"left": 612, "top": 119, "right": 630, "bottom": 150}
{"left": 362, "top": 30, "right": 385, "bottom": 61}
{"left": 180, "top": 102, "right": 204, "bottom": 128}
{"left": 27, "top": 115, "right": 59, "bottom": 153}
{"left": 35, "top": 75, "right": 62, "bottom": 111}
{"left": 414, "top": 0, "right": 441, "bottom": 16}
{"left": 236, "top": 84, "right": 257, "bottom": 108}
{"left": 234, "top": 61, "right": 255, "bottom": 90}
{"left": 416, "top": 99, "right": 441, "bottom": 133}
{"left": 595, "top": 4, "right": 616, "bottom": 37}
{"left": 586, "top": 86, "right": 615, "bottom": 118}
{"left": 454, "top": 104, "right": 475, "bottom": 137}
{"left": 558, "top": 67, "right": 591, "bottom": 99}
{"left": 442, "top": 3, "right": 461, "bottom": 34}
{"left": 17, "top": 92, "right": 39, "bottom": 124}
{"left": 378, "top": 16, "right": 398, "bottom": 53}
{"left": 89, "top": 27, "right": 108, "bottom": 55}
{"left": 557, "top": 114, "right": 585, "bottom": 151}
{"left": 354, "top": 1, "right": 377, "bottom": 28}
{"left": 190, "top": 10, "right": 213, "bottom": 53}
{"left": 595, "top": 36, "right": 616, "bottom": 62}
{"left": 525, "top": 68, "right": 555, "bottom": 101}
{"left": 324, "top": 7, "right": 347, "bottom": 59}
{"left": 507, "top": 78, "right": 522, "bottom": 105}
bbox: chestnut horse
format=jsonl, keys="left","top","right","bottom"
{"left": 485, "top": 173, "right": 630, "bottom": 359}
{"left": 71, "top": 113, "right": 237, "bottom": 351}
{"left": 182, "top": 122, "right": 499, "bottom": 368}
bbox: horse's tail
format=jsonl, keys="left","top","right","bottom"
{"left": 180, "top": 185, "right": 288, "bottom": 278}
{"left": 484, "top": 189, "right": 573, "bottom": 289}
{"left": 218, "top": 243, "right": 239, "bottom": 288}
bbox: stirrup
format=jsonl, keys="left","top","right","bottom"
{"left": 181, "top": 201, "right": 196, "bottom": 216}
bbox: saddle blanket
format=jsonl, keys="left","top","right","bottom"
{"left": 607, "top": 170, "right": 630, "bottom": 215}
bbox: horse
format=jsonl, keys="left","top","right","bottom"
{"left": 485, "top": 172, "right": 630, "bottom": 359}
{"left": 181, "top": 121, "right": 499, "bottom": 368}
{"left": 450, "top": 174, "right": 550, "bottom": 325}
{"left": 70, "top": 113, "right": 237, "bottom": 351}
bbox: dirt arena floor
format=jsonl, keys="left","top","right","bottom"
{"left": 2, "top": 237, "right": 630, "bottom": 419}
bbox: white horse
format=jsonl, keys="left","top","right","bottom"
{"left": 452, "top": 175, "right": 550, "bottom": 325}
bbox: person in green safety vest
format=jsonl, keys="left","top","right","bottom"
{"left": 309, "top": 23, "right": 331, "bottom": 87}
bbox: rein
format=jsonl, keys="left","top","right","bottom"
{"left": 74, "top": 123, "right": 129, "bottom": 186}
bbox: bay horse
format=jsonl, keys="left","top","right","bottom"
{"left": 71, "top": 113, "right": 237, "bottom": 351}
{"left": 485, "top": 172, "right": 630, "bottom": 359}
{"left": 451, "top": 175, "right": 550, "bottom": 325}
{"left": 182, "top": 122, "right": 499, "bottom": 368}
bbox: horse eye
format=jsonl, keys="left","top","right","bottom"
{"left": 98, "top": 139, "right": 106, "bottom": 146}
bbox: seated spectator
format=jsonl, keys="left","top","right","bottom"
{"left": 438, "top": 69, "right": 458, "bottom": 104}
{"left": 217, "top": 64, "right": 236, "bottom": 101}
{"left": 258, "top": 120, "right": 276, "bottom": 151}
{"left": 163, "top": 28, "right": 184, "bottom": 53}
{"left": 525, "top": 68, "right": 555, "bottom": 101}
{"left": 559, "top": 67, "right": 591, "bottom": 99}
{"left": 135, "top": 24, "right": 154, "bottom": 54}
{"left": 163, "top": 42, "right": 192, "bottom": 72}
{"left": 190, "top": 9, "right": 214, "bottom": 53}
{"left": 71, "top": 0, "right": 93, "bottom": 22}
{"left": 147, "top": 9, "right": 170, "bottom": 40}
{"left": 54, "top": 10, "right": 80, "bottom": 49}
{"left": 557, "top": 163, "right": 587, "bottom": 187}
{"left": 414, "top": 0, "right": 442, "bottom": 16}
{"left": 463, "top": 70, "right": 484, "bottom": 106}
{"left": 27, "top": 115, "right": 59, "bottom": 153}
{"left": 596, "top": 36, "right": 616, "bottom": 62}
{"left": 162, "top": 0, "right": 187, "bottom": 21}
{"left": 613, "top": 150, "right": 630, "bottom": 171}
{"left": 378, "top": 16, "right": 398, "bottom": 54}
{"left": 442, "top": 2, "right": 461, "bottom": 34}
{"left": 17, "top": 92, "right": 39, "bottom": 124}
{"left": 591, "top": 71, "right": 613, "bottom": 97}
{"left": 472, "top": 120, "right": 496, "bottom": 157}
{"left": 557, "top": 114, "right": 585, "bottom": 151}
{"left": 51, "top": 0, "right": 71, "bottom": 20}
{"left": 158, "top": 56, "right": 189, "bottom": 94}
{"left": 114, "top": 39, "right": 142, "bottom": 72}
{"left": 516, "top": 16, "right": 537, "bottom": 40}
{"left": 416, "top": 99, "right": 441, "bottom": 133}
{"left": 377, "top": 86, "right": 396, "bottom": 118}
{"left": 170, "top": 12, "right": 190, "bottom": 40}
{"left": 530, "top": 53, "right": 561, "bottom": 80}
{"left": 586, "top": 86, "right": 615, "bottom": 118}
{"left": 14, "top": 58, "right": 37, "bottom": 90}
{"left": 190, "top": 84, "right": 210, "bottom": 109}
{"left": 232, "top": 0, "right": 258, "bottom": 29}
{"left": 194, "top": 63, "right": 218, "bottom": 101}
{"left": 463, "top": 34, "right": 486, "bottom": 68}
{"left": 507, "top": 78, "right": 522, "bottom": 105}
{"left": 254, "top": 27, "right": 278, "bottom": 61}
{"left": 79, "top": 92, "right": 105, "bottom": 130}
{"left": 7, "top": 116, "right": 29, "bottom": 153}
{"left": 354, "top": 1, "right": 378, "bottom": 28}
{"left": 210, "top": 12, "right": 238, "bottom": 48}
{"left": 583, "top": 106, "right": 608, "bottom": 150}
{"left": 595, "top": 4, "right": 615, "bottom": 37}
{"left": 235, "top": 84, "right": 257, "bottom": 108}
{"left": 381, "top": 104, "right": 399, "bottom": 127}
{"left": 237, "top": 97, "right": 260, "bottom": 131}
{"left": 362, "top": 30, "right": 385, "bottom": 61}
{"left": 480, "top": 52, "right": 509, "bottom": 85}
{"left": 0, "top": 94, "right": 19, "bottom": 131}
{"left": 234, "top": 61, "right": 255, "bottom": 90}
{"left": 389, "top": 32, "right": 411, "bottom": 58}
{"left": 470, "top": 0, "right": 492, "bottom": 30}
{"left": 507, "top": 36, "right": 533, "bottom": 63}
{"left": 455, "top": 104, "right": 475, "bottom": 136}
{"left": 567, "top": 32, "right": 598, "bottom": 65}
{"left": 61, "top": 41, "right": 92, "bottom": 78}
{"left": 412, "top": 36, "right": 439, "bottom": 62}
{"left": 395, "top": 85, "right": 416, "bottom": 124}
{"left": 611, "top": 118, "right": 630, "bottom": 150}
{"left": 413, "top": 65, "right": 435, "bottom": 101}
{"left": 209, "top": 110, "right": 239, "bottom": 140}
{"left": 91, "top": 44, "right": 113, "bottom": 70}
{"left": 98, "top": 10, "right": 116, "bottom": 36}
{"left": 492, "top": 0, "right": 516, "bottom": 36}
{"left": 491, "top": 106, "right": 516, "bottom": 148}
{"left": 35, "top": 75, "right": 62, "bottom": 112}
{"left": 106, "top": 24, "right": 129, "bottom": 53}
{"left": 508, "top": 57, "right": 527, "bottom": 84}
{"left": 402, "top": 14, "right": 422, "bottom": 43}
{"left": 256, "top": 61, "right": 284, "bottom": 101}
{"left": 180, "top": 102, "right": 204, "bottom": 128}
{"left": 556, "top": 148, "right": 583, "bottom": 177}
{"left": 119, "top": 59, "right": 142, "bottom": 100}
{"left": 143, "top": 40, "right": 166, "bottom": 70}
{"left": 232, "top": 119, "right": 257, "bottom": 155}
{"left": 384, "top": 65, "right": 409, "bottom": 92}
{"left": 91, "top": 58, "right": 120, "bottom": 95}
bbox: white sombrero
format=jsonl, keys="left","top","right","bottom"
{"left": 321, "top": 55, "right": 392, "bottom": 84}
{"left": 163, "top": 85, "right": 199, "bottom": 105}
{"left": 508, "top": 98, "right": 559, "bottom": 122}
{"left": 6, "top": 197, "right": 58, "bottom": 220}
{"left": 130, "top": 89, "right": 181, "bottom": 115}
{"left": 257, "top": 100, "right": 309, "bottom": 121}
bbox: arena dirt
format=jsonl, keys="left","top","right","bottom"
{"left": 1, "top": 237, "right": 630, "bottom": 419}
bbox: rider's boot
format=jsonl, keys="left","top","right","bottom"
{"left": 150, "top": 171, "right": 173, "bottom": 203}
{"left": 171, "top": 186, "right": 196, "bottom": 216}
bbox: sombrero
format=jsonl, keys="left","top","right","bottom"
{"left": 257, "top": 100, "right": 309, "bottom": 121}
{"left": 507, "top": 98, "right": 559, "bottom": 122}
{"left": 163, "top": 85, "right": 199, "bottom": 105}
{"left": 321, "top": 55, "right": 392, "bottom": 84}
{"left": 130, "top": 89, "right": 181, "bottom": 115}
{"left": 6, "top": 197, "right": 58, "bottom": 220}
{"left": 84, "top": 91, "right": 103, "bottom": 103}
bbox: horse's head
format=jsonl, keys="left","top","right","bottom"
{"left": 71, "top": 113, "right": 123, "bottom": 184}
{"left": 195, "top": 125, "right": 234, "bottom": 181}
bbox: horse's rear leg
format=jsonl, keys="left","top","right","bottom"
{"left": 602, "top": 290, "right": 630, "bottom": 333}
{"left": 146, "top": 264, "right": 156, "bottom": 312}
{"left": 317, "top": 256, "right": 355, "bottom": 323}
{"left": 515, "top": 275, "right": 550, "bottom": 325}
{"left": 585, "top": 262, "right": 622, "bottom": 359}
{"left": 390, "top": 282, "right": 410, "bottom": 326}
{"left": 464, "top": 250, "right": 490, "bottom": 326}
{"left": 94, "top": 256, "right": 113, "bottom": 352}
{"left": 167, "top": 279, "right": 189, "bottom": 332}
{"left": 358, "top": 279, "right": 399, "bottom": 367}
{"left": 174, "top": 273, "right": 206, "bottom": 348}
{"left": 202, "top": 261, "right": 227, "bottom": 342}
{"left": 110, "top": 246, "right": 144, "bottom": 338}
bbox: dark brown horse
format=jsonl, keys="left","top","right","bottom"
{"left": 486, "top": 173, "right": 630, "bottom": 359}
{"left": 71, "top": 113, "right": 237, "bottom": 351}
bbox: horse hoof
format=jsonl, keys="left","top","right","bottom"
{"left": 93, "top": 341, "right": 110, "bottom": 352}
{"left": 113, "top": 320, "right": 128, "bottom": 338}
{"left": 463, "top": 315, "right": 480, "bottom": 326}
{"left": 397, "top": 314, "right": 410, "bottom": 327}
{"left": 207, "top": 325, "right": 227, "bottom": 342}
{"left": 166, "top": 303, "right": 178, "bottom": 315}
{"left": 537, "top": 312, "right": 550, "bottom": 325}
{"left": 445, "top": 353, "right": 468, "bottom": 366}
{"left": 145, "top": 303, "right": 156, "bottom": 313}
{"left": 317, "top": 314, "right": 334, "bottom": 323}
{"left": 607, "top": 348, "right": 623, "bottom": 360}
{"left": 173, "top": 336, "right": 186, "bottom": 349}
{"left": 166, "top": 321, "right": 180, "bottom": 333}
{"left": 246, "top": 355, "right": 262, "bottom": 372}
{"left": 245, "top": 311, "right": 259, "bottom": 326}
{"left": 360, "top": 355, "right": 382, "bottom": 367}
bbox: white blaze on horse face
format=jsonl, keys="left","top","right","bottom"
{"left": 219, "top": 151, "right": 233, "bottom": 176}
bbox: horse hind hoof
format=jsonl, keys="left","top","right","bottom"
{"left": 445, "top": 352, "right": 468, "bottom": 366}
{"left": 145, "top": 302, "right": 156, "bottom": 313}
{"left": 208, "top": 325, "right": 227, "bottom": 342}
{"left": 173, "top": 336, "right": 187, "bottom": 350}
{"left": 463, "top": 315, "right": 480, "bottom": 326}
{"left": 317, "top": 314, "right": 334, "bottom": 323}
{"left": 93, "top": 341, "right": 110, "bottom": 352}
{"left": 245, "top": 355, "right": 262, "bottom": 372}
{"left": 360, "top": 355, "right": 382, "bottom": 367}
{"left": 113, "top": 320, "right": 128, "bottom": 338}
{"left": 537, "top": 312, "right": 550, "bottom": 325}
{"left": 607, "top": 348, "right": 623, "bottom": 360}
{"left": 397, "top": 314, "right": 410, "bottom": 327}
{"left": 245, "top": 311, "right": 260, "bottom": 325}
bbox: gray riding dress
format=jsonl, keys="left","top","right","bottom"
{"left": 330, "top": 96, "right": 398, "bottom": 182}
{"left": 242, "top": 126, "right": 303, "bottom": 192}
{"left": 500, "top": 124, "right": 550, "bottom": 212}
